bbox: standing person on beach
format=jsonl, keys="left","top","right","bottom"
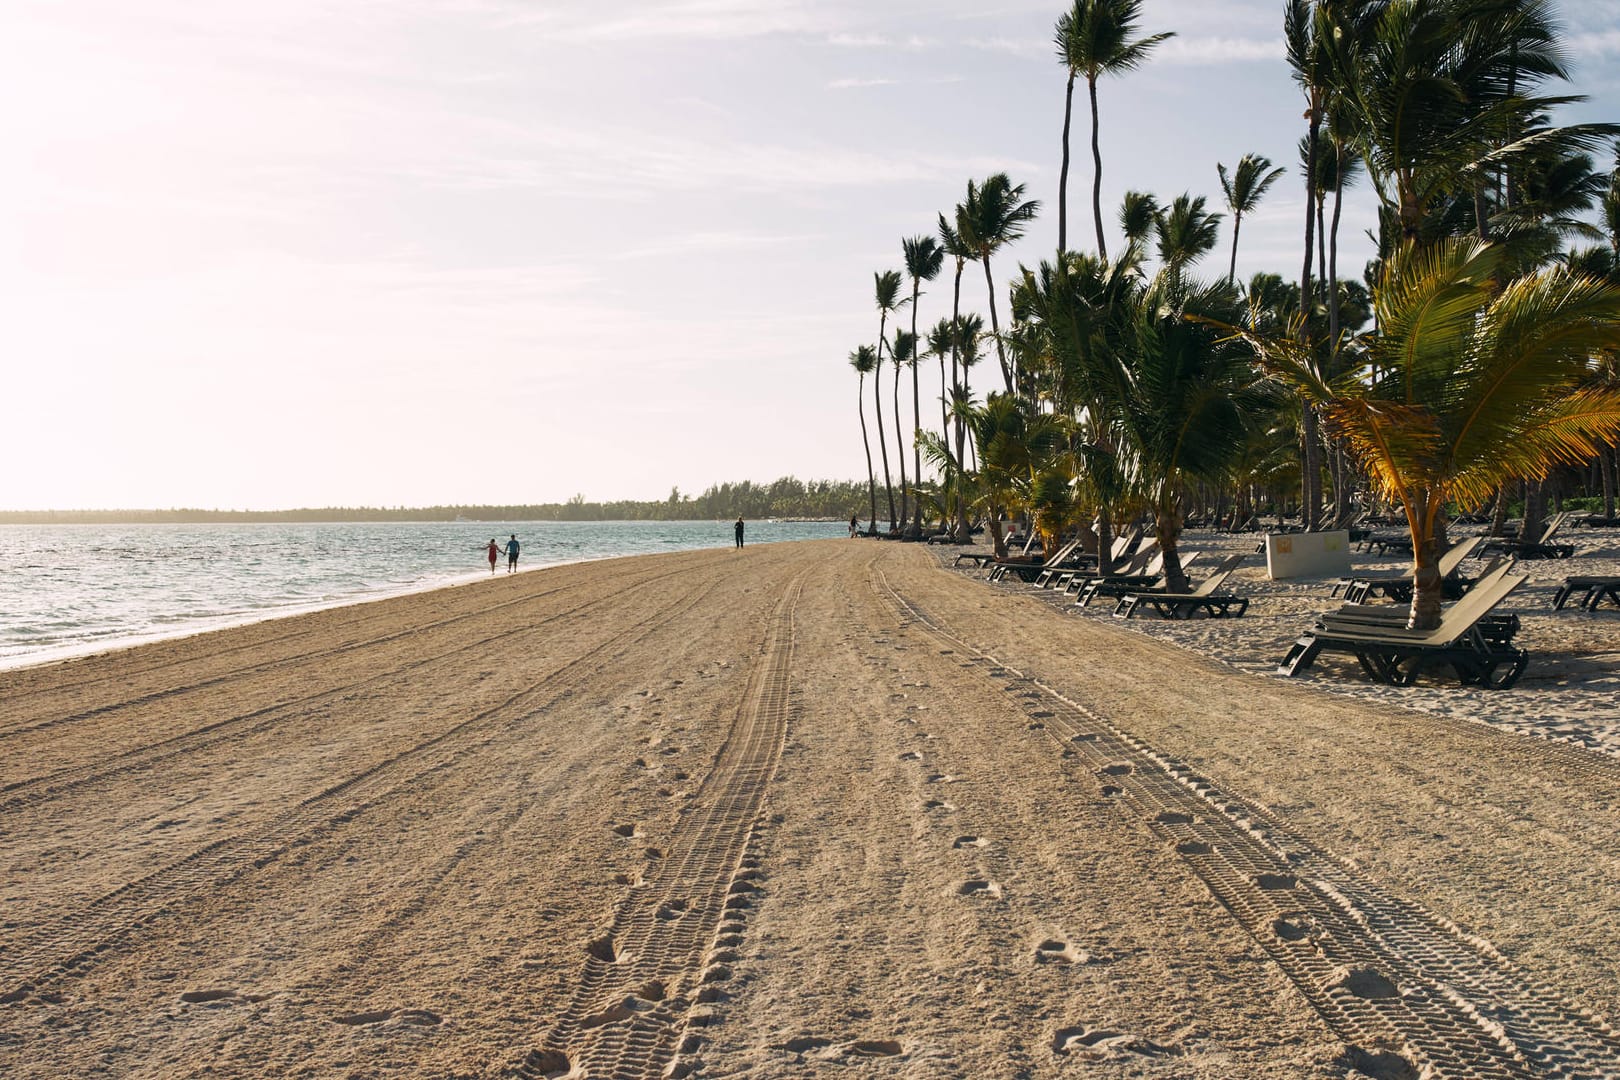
{"left": 485, "top": 539, "right": 499, "bottom": 574}
{"left": 734, "top": 517, "right": 745, "bottom": 549}
{"left": 505, "top": 534, "right": 520, "bottom": 573}
{"left": 849, "top": 514, "right": 859, "bottom": 538}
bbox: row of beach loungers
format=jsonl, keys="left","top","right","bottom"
{"left": 965, "top": 520, "right": 1618, "bottom": 692}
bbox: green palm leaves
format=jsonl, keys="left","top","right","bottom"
{"left": 1250, "top": 238, "right": 1620, "bottom": 623}
{"left": 954, "top": 174, "right": 1041, "bottom": 396}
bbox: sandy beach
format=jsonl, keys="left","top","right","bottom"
{"left": 2, "top": 537, "right": 1618, "bottom": 1079}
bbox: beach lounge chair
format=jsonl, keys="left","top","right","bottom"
{"left": 987, "top": 540, "right": 1071, "bottom": 582}
{"left": 1041, "top": 531, "right": 1141, "bottom": 590}
{"left": 1111, "top": 554, "right": 1246, "bottom": 619}
{"left": 1552, "top": 575, "right": 1620, "bottom": 611}
{"left": 1071, "top": 550, "right": 1183, "bottom": 606}
{"left": 1481, "top": 511, "right": 1575, "bottom": 560}
{"left": 1060, "top": 541, "right": 1160, "bottom": 597}
{"left": 1277, "top": 562, "right": 1529, "bottom": 689}
{"left": 1331, "top": 536, "right": 1480, "bottom": 604}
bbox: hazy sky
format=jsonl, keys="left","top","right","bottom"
{"left": 5, "top": 1, "right": 1618, "bottom": 510}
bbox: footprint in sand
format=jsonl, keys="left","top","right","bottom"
{"left": 1034, "top": 939, "right": 1090, "bottom": 965}
{"left": 897, "top": 751, "right": 922, "bottom": 761}
{"left": 956, "top": 879, "right": 1003, "bottom": 899}
{"left": 1052, "top": 1024, "right": 1177, "bottom": 1058}
{"left": 179, "top": 989, "right": 238, "bottom": 1004}
{"left": 335, "top": 1009, "right": 395, "bottom": 1026}
{"left": 610, "top": 822, "right": 642, "bottom": 838}
{"left": 952, "top": 835, "right": 988, "bottom": 849}
{"left": 848, "top": 1039, "right": 904, "bottom": 1057}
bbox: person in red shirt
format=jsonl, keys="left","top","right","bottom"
{"left": 486, "top": 539, "right": 499, "bottom": 574}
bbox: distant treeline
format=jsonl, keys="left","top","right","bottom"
{"left": 0, "top": 477, "right": 869, "bottom": 524}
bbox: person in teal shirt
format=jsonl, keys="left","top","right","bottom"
{"left": 505, "top": 534, "right": 520, "bottom": 573}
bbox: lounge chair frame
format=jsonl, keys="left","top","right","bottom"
{"left": 1277, "top": 564, "right": 1529, "bottom": 689}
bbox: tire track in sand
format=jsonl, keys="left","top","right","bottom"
{"left": 876, "top": 569, "right": 1620, "bottom": 1080}
{"left": 0, "top": 577, "right": 721, "bottom": 1003}
{"left": 512, "top": 571, "right": 805, "bottom": 1080}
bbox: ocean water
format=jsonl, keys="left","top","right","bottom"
{"left": 0, "top": 519, "right": 844, "bottom": 670}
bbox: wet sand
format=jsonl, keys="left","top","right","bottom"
{"left": 1, "top": 538, "right": 1617, "bottom": 1078}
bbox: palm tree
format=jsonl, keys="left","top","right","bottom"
{"left": 903, "top": 235, "right": 945, "bottom": 533}
{"left": 849, "top": 345, "right": 880, "bottom": 532}
{"left": 1248, "top": 239, "right": 1620, "bottom": 628}
{"left": 956, "top": 174, "right": 1041, "bottom": 398}
{"left": 1111, "top": 277, "right": 1262, "bottom": 591}
{"left": 873, "top": 270, "right": 905, "bottom": 531}
{"left": 1153, "top": 193, "right": 1223, "bottom": 279}
{"left": 1053, "top": 0, "right": 1175, "bottom": 259}
{"left": 1117, "top": 190, "right": 1159, "bottom": 258}
{"left": 938, "top": 217, "right": 982, "bottom": 537}
{"left": 1217, "top": 153, "right": 1286, "bottom": 284}
{"left": 890, "top": 327, "right": 918, "bottom": 533}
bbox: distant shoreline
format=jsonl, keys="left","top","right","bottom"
{"left": 0, "top": 510, "right": 847, "bottom": 525}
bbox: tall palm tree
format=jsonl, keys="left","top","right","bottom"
{"left": 1053, "top": 0, "right": 1175, "bottom": 259}
{"left": 938, "top": 217, "right": 981, "bottom": 536}
{"left": 1248, "top": 239, "right": 1620, "bottom": 628}
{"left": 903, "top": 235, "right": 945, "bottom": 533}
{"left": 873, "top": 270, "right": 905, "bottom": 531}
{"left": 890, "top": 327, "right": 918, "bottom": 533}
{"left": 956, "top": 174, "right": 1041, "bottom": 398}
{"left": 849, "top": 345, "right": 880, "bottom": 532}
{"left": 1217, "top": 153, "right": 1286, "bottom": 284}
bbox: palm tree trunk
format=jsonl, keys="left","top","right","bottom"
{"left": 982, "top": 257, "right": 1014, "bottom": 396}
{"left": 858, "top": 375, "right": 876, "bottom": 531}
{"left": 1490, "top": 483, "right": 1511, "bottom": 537}
{"left": 950, "top": 263, "right": 970, "bottom": 541}
{"left": 1157, "top": 502, "right": 1189, "bottom": 594}
{"left": 1088, "top": 74, "right": 1107, "bottom": 261}
{"left": 875, "top": 317, "right": 895, "bottom": 531}
{"left": 1603, "top": 444, "right": 1616, "bottom": 520}
{"left": 1407, "top": 493, "right": 1444, "bottom": 631}
{"left": 1316, "top": 196, "right": 1327, "bottom": 292}
{"left": 1059, "top": 70, "right": 1076, "bottom": 254}
{"left": 1521, "top": 478, "right": 1545, "bottom": 544}
{"left": 1227, "top": 211, "right": 1242, "bottom": 286}
{"left": 910, "top": 283, "right": 925, "bottom": 536}
{"left": 892, "top": 354, "right": 909, "bottom": 532}
{"left": 1299, "top": 102, "right": 1323, "bottom": 531}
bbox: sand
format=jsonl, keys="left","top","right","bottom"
{"left": 1, "top": 537, "right": 1617, "bottom": 1079}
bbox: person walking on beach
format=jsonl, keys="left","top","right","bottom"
{"left": 734, "top": 517, "right": 745, "bottom": 549}
{"left": 849, "top": 513, "right": 859, "bottom": 538}
{"left": 505, "top": 534, "right": 520, "bottom": 573}
{"left": 486, "top": 539, "right": 499, "bottom": 574}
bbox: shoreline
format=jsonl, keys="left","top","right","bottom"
{"left": 3, "top": 538, "right": 1617, "bottom": 1077}
{"left": 0, "top": 523, "right": 842, "bottom": 674}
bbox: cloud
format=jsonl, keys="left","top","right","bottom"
{"left": 483, "top": 0, "right": 825, "bottom": 40}
{"left": 1569, "top": 28, "right": 1620, "bottom": 58}
{"left": 1157, "top": 36, "right": 1284, "bottom": 64}
{"left": 829, "top": 77, "right": 898, "bottom": 89}
{"left": 963, "top": 36, "right": 1046, "bottom": 57}
{"left": 827, "top": 32, "right": 889, "bottom": 47}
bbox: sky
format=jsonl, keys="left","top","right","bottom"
{"left": 4, "top": 0, "right": 1619, "bottom": 511}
